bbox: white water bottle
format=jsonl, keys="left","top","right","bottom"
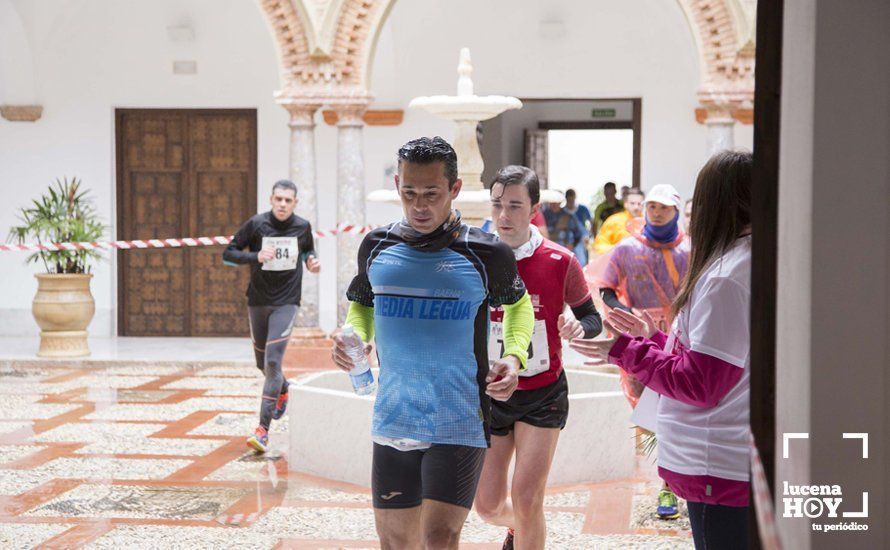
{"left": 341, "top": 324, "right": 376, "bottom": 395}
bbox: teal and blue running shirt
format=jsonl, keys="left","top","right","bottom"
{"left": 346, "top": 222, "right": 527, "bottom": 448}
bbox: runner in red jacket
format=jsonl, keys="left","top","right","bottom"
{"left": 474, "top": 165, "right": 602, "bottom": 550}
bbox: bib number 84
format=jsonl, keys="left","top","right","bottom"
{"left": 261, "top": 237, "right": 299, "bottom": 271}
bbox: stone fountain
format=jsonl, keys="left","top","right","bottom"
{"left": 289, "top": 52, "right": 635, "bottom": 489}
{"left": 288, "top": 368, "right": 634, "bottom": 488}
{"left": 368, "top": 48, "right": 522, "bottom": 225}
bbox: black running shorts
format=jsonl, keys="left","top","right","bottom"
{"left": 490, "top": 370, "right": 569, "bottom": 436}
{"left": 371, "top": 443, "right": 486, "bottom": 509}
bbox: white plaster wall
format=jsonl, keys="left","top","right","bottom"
{"left": 775, "top": 0, "right": 816, "bottom": 545}
{"left": 0, "top": 0, "right": 37, "bottom": 103}
{"left": 0, "top": 0, "right": 289, "bottom": 336}
{"left": 775, "top": 0, "right": 889, "bottom": 546}
{"left": 0, "top": 0, "right": 752, "bottom": 337}
{"left": 807, "top": 0, "right": 888, "bottom": 546}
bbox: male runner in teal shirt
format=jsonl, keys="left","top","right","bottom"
{"left": 332, "top": 137, "right": 533, "bottom": 549}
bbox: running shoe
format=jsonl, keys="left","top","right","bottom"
{"left": 272, "top": 390, "right": 289, "bottom": 420}
{"left": 657, "top": 488, "right": 680, "bottom": 520}
{"left": 247, "top": 426, "right": 269, "bottom": 453}
{"left": 501, "top": 528, "right": 514, "bottom": 550}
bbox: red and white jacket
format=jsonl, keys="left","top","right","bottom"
{"left": 491, "top": 226, "right": 591, "bottom": 390}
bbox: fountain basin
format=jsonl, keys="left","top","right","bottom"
{"left": 408, "top": 95, "right": 522, "bottom": 121}
{"left": 367, "top": 189, "right": 490, "bottom": 204}
{"left": 288, "top": 369, "right": 634, "bottom": 487}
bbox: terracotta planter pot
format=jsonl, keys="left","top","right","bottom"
{"left": 32, "top": 273, "right": 95, "bottom": 357}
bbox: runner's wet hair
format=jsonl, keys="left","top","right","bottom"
{"left": 397, "top": 136, "right": 459, "bottom": 188}
{"left": 489, "top": 165, "right": 540, "bottom": 206}
{"left": 672, "top": 150, "right": 752, "bottom": 316}
{"left": 272, "top": 179, "right": 297, "bottom": 196}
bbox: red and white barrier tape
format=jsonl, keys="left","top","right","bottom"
{"left": 311, "top": 223, "right": 376, "bottom": 239}
{"left": 0, "top": 223, "right": 376, "bottom": 252}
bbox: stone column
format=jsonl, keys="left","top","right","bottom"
{"left": 699, "top": 98, "right": 741, "bottom": 156}
{"left": 334, "top": 103, "right": 369, "bottom": 326}
{"left": 705, "top": 109, "right": 736, "bottom": 156}
{"left": 281, "top": 103, "right": 322, "bottom": 331}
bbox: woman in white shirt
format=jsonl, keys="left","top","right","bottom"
{"left": 571, "top": 150, "right": 753, "bottom": 550}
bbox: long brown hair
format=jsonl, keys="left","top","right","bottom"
{"left": 672, "top": 150, "right": 752, "bottom": 316}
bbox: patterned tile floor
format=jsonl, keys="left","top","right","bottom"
{"left": 0, "top": 352, "right": 692, "bottom": 549}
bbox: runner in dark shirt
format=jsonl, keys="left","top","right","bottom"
{"left": 223, "top": 180, "right": 320, "bottom": 453}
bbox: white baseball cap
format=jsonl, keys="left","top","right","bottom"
{"left": 644, "top": 184, "right": 682, "bottom": 210}
{"left": 539, "top": 188, "right": 566, "bottom": 206}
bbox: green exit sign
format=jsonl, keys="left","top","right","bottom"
{"left": 591, "top": 108, "right": 616, "bottom": 118}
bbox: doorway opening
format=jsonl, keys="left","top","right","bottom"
{"left": 480, "top": 98, "right": 642, "bottom": 197}
{"left": 546, "top": 128, "right": 634, "bottom": 207}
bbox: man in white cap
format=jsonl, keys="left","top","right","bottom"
{"left": 595, "top": 183, "right": 689, "bottom": 520}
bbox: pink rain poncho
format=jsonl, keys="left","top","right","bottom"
{"left": 585, "top": 219, "right": 689, "bottom": 406}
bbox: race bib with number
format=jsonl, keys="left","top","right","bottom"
{"left": 261, "top": 237, "right": 299, "bottom": 271}
{"left": 488, "top": 318, "right": 550, "bottom": 377}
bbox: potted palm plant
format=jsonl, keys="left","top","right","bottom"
{"left": 8, "top": 178, "right": 105, "bottom": 357}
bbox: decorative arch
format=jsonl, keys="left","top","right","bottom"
{"left": 258, "top": 0, "right": 315, "bottom": 90}
{"left": 676, "top": 0, "right": 753, "bottom": 85}
{"left": 259, "top": 0, "right": 755, "bottom": 114}
{"left": 675, "top": 0, "right": 756, "bottom": 112}
{"left": 258, "top": 0, "right": 395, "bottom": 99}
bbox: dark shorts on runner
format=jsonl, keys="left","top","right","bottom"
{"left": 490, "top": 370, "right": 569, "bottom": 436}
{"left": 372, "top": 443, "right": 486, "bottom": 510}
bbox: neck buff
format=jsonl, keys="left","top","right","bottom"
{"left": 643, "top": 211, "right": 680, "bottom": 244}
{"left": 399, "top": 210, "right": 463, "bottom": 252}
{"left": 501, "top": 224, "right": 544, "bottom": 261}
{"left": 269, "top": 211, "right": 294, "bottom": 230}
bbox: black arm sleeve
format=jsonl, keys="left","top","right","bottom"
{"left": 299, "top": 222, "right": 317, "bottom": 263}
{"left": 345, "top": 230, "right": 379, "bottom": 308}
{"left": 600, "top": 288, "right": 632, "bottom": 313}
{"left": 484, "top": 239, "right": 527, "bottom": 307}
{"left": 223, "top": 218, "right": 258, "bottom": 265}
{"left": 570, "top": 297, "right": 603, "bottom": 339}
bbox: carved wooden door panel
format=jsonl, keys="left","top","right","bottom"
{"left": 116, "top": 110, "right": 256, "bottom": 336}
{"left": 524, "top": 129, "right": 549, "bottom": 188}
{"left": 188, "top": 113, "right": 256, "bottom": 336}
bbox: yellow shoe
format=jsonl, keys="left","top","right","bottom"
{"left": 247, "top": 426, "right": 269, "bottom": 453}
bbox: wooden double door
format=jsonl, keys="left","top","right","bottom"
{"left": 115, "top": 109, "right": 257, "bottom": 336}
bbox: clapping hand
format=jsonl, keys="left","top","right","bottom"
{"left": 569, "top": 335, "right": 617, "bottom": 365}
{"left": 605, "top": 308, "right": 657, "bottom": 339}
{"left": 557, "top": 313, "right": 584, "bottom": 340}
